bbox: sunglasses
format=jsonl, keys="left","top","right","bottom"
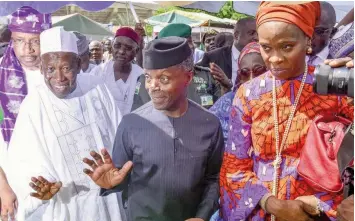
{"left": 238, "top": 65, "right": 267, "bottom": 78}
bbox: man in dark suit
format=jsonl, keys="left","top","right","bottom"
{"left": 198, "top": 17, "right": 258, "bottom": 92}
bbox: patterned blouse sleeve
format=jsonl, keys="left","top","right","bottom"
{"left": 219, "top": 85, "right": 269, "bottom": 220}
{"left": 338, "top": 96, "right": 354, "bottom": 121}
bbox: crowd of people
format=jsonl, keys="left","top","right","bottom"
{"left": 0, "top": 2, "right": 353, "bottom": 221}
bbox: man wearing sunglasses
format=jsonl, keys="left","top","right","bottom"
{"left": 307, "top": 1, "right": 336, "bottom": 66}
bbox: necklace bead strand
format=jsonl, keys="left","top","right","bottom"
{"left": 271, "top": 65, "right": 308, "bottom": 221}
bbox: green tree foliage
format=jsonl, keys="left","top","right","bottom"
{"left": 145, "top": 1, "right": 250, "bottom": 36}
{"left": 216, "top": 1, "right": 248, "bottom": 20}
{"left": 153, "top": 1, "right": 249, "bottom": 19}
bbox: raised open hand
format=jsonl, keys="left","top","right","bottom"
{"left": 134, "top": 22, "right": 146, "bottom": 37}
{"left": 83, "top": 149, "right": 133, "bottom": 189}
{"left": 29, "top": 176, "right": 62, "bottom": 200}
{"left": 209, "top": 62, "right": 232, "bottom": 90}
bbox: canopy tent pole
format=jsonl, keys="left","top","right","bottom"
{"left": 129, "top": 2, "right": 139, "bottom": 23}
{"left": 125, "top": 2, "right": 130, "bottom": 25}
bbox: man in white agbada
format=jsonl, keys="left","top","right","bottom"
{"left": 94, "top": 27, "right": 144, "bottom": 115}
{"left": 7, "top": 27, "right": 123, "bottom": 221}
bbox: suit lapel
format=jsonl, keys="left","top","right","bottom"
{"left": 223, "top": 46, "right": 232, "bottom": 79}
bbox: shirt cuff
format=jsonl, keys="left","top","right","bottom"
{"left": 99, "top": 183, "right": 125, "bottom": 196}
{"left": 195, "top": 199, "right": 219, "bottom": 221}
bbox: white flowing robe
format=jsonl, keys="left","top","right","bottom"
{"left": 7, "top": 77, "right": 122, "bottom": 221}
{"left": 80, "top": 63, "right": 97, "bottom": 75}
{"left": 101, "top": 61, "right": 143, "bottom": 116}
{"left": 0, "top": 65, "right": 43, "bottom": 170}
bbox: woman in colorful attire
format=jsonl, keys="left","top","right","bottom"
{"left": 210, "top": 42, "right": 267, "bottom": 221}
{"left": 209, "top": 42, "right": 267, "bottom": 143}
{"left": 220, "top": 2, "right": 354, "bottom": 221}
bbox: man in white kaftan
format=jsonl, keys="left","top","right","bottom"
{"left": 100, "top": 61, "right": 143, "bottom": 115}
{"left": 98, "top": 27, "right": 144, "bottom": 115}
{"left": 7, "top": 27, "right": 123, "bottom": 221}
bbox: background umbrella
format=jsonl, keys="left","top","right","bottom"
{"left": 0, "top": 1, "right": 115, "bottom": 16}
{"left": 52, "top": 13, "right": 114, "bottom": 40}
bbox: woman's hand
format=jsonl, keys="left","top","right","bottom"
{"left": 337, "top": 195, "right": 354, "bottom": 221}
{"left": 266, "top": 196, "right": 318, "bottom": 221}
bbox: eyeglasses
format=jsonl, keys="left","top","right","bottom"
{"left": 238, "top": 65, "right": 267, "bottom": 78}
{"left": 12, "top": 38, "right": 40, "bottom": 48}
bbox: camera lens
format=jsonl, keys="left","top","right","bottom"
{"left": 313, "top": 64, "right": 354, "bottom": 98}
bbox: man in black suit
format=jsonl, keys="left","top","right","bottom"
{"left": 198, "top": 17, "right": 258, "bottom": 92}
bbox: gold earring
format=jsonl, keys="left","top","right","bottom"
{"left": 307, "top": 47, "right": 312, "bottom": 55}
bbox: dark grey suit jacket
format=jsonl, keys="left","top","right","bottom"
{"left": 197, "top": 45, "right": 232, "bottom": 80}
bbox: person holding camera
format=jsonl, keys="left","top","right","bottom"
{"left": 324, "top": 57, "right": 354, "bottom": 221}
{"left": 219, "top": 2, "right": 354, "bottom": 221}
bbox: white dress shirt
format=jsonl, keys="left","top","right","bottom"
{"left": 231, "top": 45, "right": 240, "bottom": 86}
{"left": 306, "top": 44, "right": 330, "bottom": 66}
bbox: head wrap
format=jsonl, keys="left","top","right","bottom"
{"left": 73, "top": 31, "right": 90, "bottom": 56}
{"left": 143, "top": 36, "right": 191, "bottom": 70}
{"left": 329, "top": 22, "right": 354, "bottom": 59}
{"left": 256, "top": 1, "right": 320, "bottom": 38}
{"left": 234, "top": 42, "right": 263, "bottom": 92}
{"left": 115, "top": 27, "right": 140, "bottom": 44}
{"left": 0, "top": 6, "right": 51, "bottom": 144}
{"left": 238, "top": 42, "right": 261, "bottom": 66}
{"left": 158, "top": 23, "right": 192, "bottom": 39}
{"left": 40, "top": 27, "right": 78, "bottom": 56}
{"left": 8, "top": 6, "right": 51, "bottom": 34}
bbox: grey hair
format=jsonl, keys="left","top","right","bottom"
{"left": 173, "top": 52, "right": 194, "bottom": 72}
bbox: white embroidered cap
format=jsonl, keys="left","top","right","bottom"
{"left": 40, "top": 26, "right": 78, "bottom": 56}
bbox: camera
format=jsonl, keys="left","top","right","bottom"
{"left": 313, "top": 64, "right": 354, "bottom": 98}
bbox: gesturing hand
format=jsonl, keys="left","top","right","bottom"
{"left": 29, "top": 176, "right": 62, "bottom": 200}
{"left": 134, "top": 22, "right": 146, "bottom": 37}
{"left": 209, "top": 62, "right": 232, "bottom": 89}
{"left": 83, "top": 149, "right": 133, "bottom": 189}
